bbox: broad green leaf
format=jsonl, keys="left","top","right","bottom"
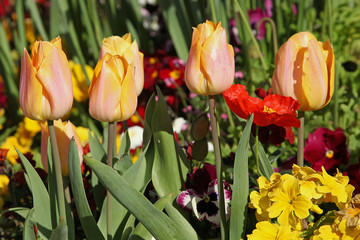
{"left": 65, "top": 200, "right": 75, "bottom": 240}
{"left": 68, "top": 139, "right": 105, "bottom": 240}
{"left": 230, "top": 114, "right": 253, "bottom": 240}
{"left": 117, "top": 130, "right": 131, "bottom": 158}
{"left": 15, "top": 0, "right": 26, "bottom": 56}
{"left": 143, "top": 93, "right": 156, "bottom": 148}
{"left": 87, "top": 0, "right": 104, "bottom": 43}
{"left": 250, "top": 134, "right": 274, "bottom": 180}
{"left": 50, "top": 220, "right": 68, "bottom": 240}
{"left": 2, "top": 207, "right": 30, "bottom": 219}
{"left": 47, "top": 139, "right": 59, "bottom": 229}
{"left": 129, "top": 194, "right": 173, "bottom": 240}
{"left": 84, "top": 156, "right": 188, "bottom": 240}
{"left": 15, "top": 148, "right": 52, "bottom": 239}
{"left": 49, "top": 0, "right": 61, "bottom": 38}
{"left": 113, "top": 154, "right": 133, "bottom": 175}
{"left": 23, "top": 208, "right": 36, "bottom": 240}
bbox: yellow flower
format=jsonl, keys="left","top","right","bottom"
{"left": 75, "top": 126, "right": 90, "bottom": 147}
{"left": 0, "top": 174, "right": 9, "bottom": 195}
{"left": 69, "top": 60, "right": 93, "bottom": 102}
{"left": 310, "top": 225, "right": 341, "bottom": 240}
{"left": 247, "top": 221, "right": 301, "bottom": 240}
{"left": 1, "top": 136, "right": 31, "bottom": 165}
{"left": 267, "top": 175, "right": 313, "bottom": 227}
{"left": 23, "top": 117, "right": 42, "bottom": 135}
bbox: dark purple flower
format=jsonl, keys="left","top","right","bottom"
{"left": 304, "top": 128, "right": 349, "bottom": 172}
{"left": 265, "top": 0, "right": 273, "bottom": 17}
{"left": 248, "top": 8, "right": 269, "bottom": 40}
{"left": 345, "top": 164, "right": 360, "bottom": 194}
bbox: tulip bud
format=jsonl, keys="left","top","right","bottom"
{"left": 185, "top": 20, "right": 235, "bottom": 95}
{"left": 99, "top": 34, "right": 144, "bottom": 96}
{"left": 272, "top": 32, "right": 334, "bottom": 111}
{"left": 88, "top": 53, "right": 137, "bottom": 122}
{"left": 19, "top": 36, "right": 73, "bottom": 121}
{"left": 41, "top": 120, "right": 83, "bottom": 176}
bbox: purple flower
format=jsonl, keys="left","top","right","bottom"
{"left": 177, "top": 164, "right": 232, "bottom": 227}
{"left": 248, "top": 8, "right": 269, "bottom": 40}
{"left": 265, "top": 0, "right": 273, "bottom": 17}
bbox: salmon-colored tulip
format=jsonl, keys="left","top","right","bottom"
{"left": 99, "top": 34, "right": 144, "bottom": 96}
{"left": 19, "top": 36, "right": 73, "bottom": 121}
{"left": 41, "top": 119, "right": 83, "bottom": 176}
{"left": 185, "top": 20, "right": 235, "bottom": 95}
{"left": 272, "top": 32, "right": 334, "bottom": 111}
{"left": 88, "top": 53, "right": 137, "bottom": 122}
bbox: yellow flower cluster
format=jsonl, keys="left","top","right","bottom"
{"left": 247, "top": 165, "right": 356, "bottom": 239}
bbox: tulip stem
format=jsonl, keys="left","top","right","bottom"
{"left": 257, "top": 17, "right": 278, "bottom": 53}
{"left": 209, "top": 96, "right": 227, "bottom": 240}
{"left": 297, "top": 111, "right": 305, "bottom": 167}
{"left": 107, "top": 122, "right": 115, "bottom": 240}
{"left": 255, "top": 125, "right": 263, "bottom": 176}
{"left": 47, "top": 120, "right": 67, "bottom": 226}
{"left": 210, "top": 0, "right": 217, "bottom": 22}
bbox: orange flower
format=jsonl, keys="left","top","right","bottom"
{"left": 41, "top": 119, "right": 83, "bottom": 176}
{"left": 99, "top": 34, "right": 144, "bottom": 96}
{"left": 185, "top": 20, "right": 234, "bottom": 95}
{"left": 88, "top": 53, "right": 137, "bottom": 122}
{"left": 272, "top": 32, "right": 334, "bottom": 111}
{"left": 19, "top": 36, "right": 73, "bottom": 121}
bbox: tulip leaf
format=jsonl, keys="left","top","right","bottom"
{"left": 23, "top": 208, "right": 36, "bottom": 240}
{"left": 250, "top": 134, "right": 274, "bottom": 180}
{"left": 47, "top": 139, "right": 59, "bottom": 229}
{"left": 15, "top": 148, "right": 52, "bottom": 239}
{"left": 3, "top": 207, "right": 30, "bottom": 219}
{"left": 230, "top": 114, "right": 253, "bottom": 240}
{"left": 117, "top": 130, "right": 131, "bottom": 157}
{"left": 25, "top": 0, "right": 49, "bottom": 40}
{"left": 143, "top": 93, "right": 156, "bottom": 148}
{"left": 15, "top": 0, "right": 26, "bottom": 57}
{"left": 68, "top": 139, "right": 105, "bottom": 240}
{"left": 49, "top": 219, "right": 68, "bottom": 240}
{"left": 84, "top": 156, "right": 188, "bottom": 240}
{"left": 129, "top": 194, "right": 173, "bottom": 240}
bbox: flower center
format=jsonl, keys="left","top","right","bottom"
{"left": 263, "top": 106, "right": 276, "bottom": 114}
{"left": 326, "top": 150, "right": 334, "bottom": 158}
{"left": 170, "top": 70, "right": 181, "bottom": 79}
{"left": 204, "top": 194, "right": 211, "bottom": 203}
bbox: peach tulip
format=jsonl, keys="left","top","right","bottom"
{"left": 272, "top": 32, "right": 334, "bottom": 111}
{"left": 88, "top": 53, "right": 137, "bottom": 122}
{"left": 99, "top": 34, "right": 144, "bottom": 96}
{"left": 41, "top": 119, "right": 83, "bottom": 176}
{"left": 185, "top": 20, "right": 235, "bottom": 95}
{"left": 19, "top": 36, "right": 73, "bottom": 121}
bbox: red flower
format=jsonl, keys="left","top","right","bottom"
{"left": 223, "top": 84, "right": 300, "bottom": 127}
{"left": 304, "top": 127, "right": 349, "bottom": 172}
{"left": 345, "top": 164, "right": 360, "bottom": 194}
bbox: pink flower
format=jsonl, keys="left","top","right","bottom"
{"left": 248, "top": 8, "right": 269, "bottom": 40}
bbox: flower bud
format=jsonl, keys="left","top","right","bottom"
{"left": 99, "top": 34, "right": 144, "bottom": 96}
{"left": 41, "top": 120, "right": 83, "bottom": 176}
{"left": 185, "top": 20, "right": 235, "bottom": 95}
{"left": 272, "top": 32, "right": 334, "bottom": 111}
{"left": 19, "top": 36, "right": 73, "bottom": 121}
{"left": 88, "top": 53, "right": 137, "bottom": 122}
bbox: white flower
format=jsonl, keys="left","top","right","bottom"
{"left": 124, "top": 125, "right": 144, "bottom": 150}
{"left": 172, "top": 117, "right": 187, "bottom": 134}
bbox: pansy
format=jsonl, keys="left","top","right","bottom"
{"left": 304, "top": 127, "right": 349, "bottom": 172}
{"left": 176, "top": 163, "right": 232, "bottom": 227}
{"left": 223, "top": 84, "right": 300, "bottom": 128}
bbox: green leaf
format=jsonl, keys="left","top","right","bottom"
{"left": 23, "top": 208, "right": 36, "bottom": 240}
{"left": 68, "top": 139, "right": 105, "bottom": 240}
{"left": 25, "top": 0, "right": 49, "bottom": 40}
{"left": 113, "top": 154, "right": 133, "bottom": 175}
{"left": 143, "top": 93, "right": 156, "bottom": 148}
{"left": 230, "top": 114, "right": 253, "bottom": 240}
{"left": 117, "top": 130, "right": 131, "bottom": 157}
{"left": 129, "top": 194, "right": 173, "bottom": 240}
{"left": 84, "top": 156, "right": 189, "bottom": 240}
{"left": 50, "top": 219, "right": 68, "bottom": 240}
{"left": 250, "top": 134, "right": 274, "bottom": 180}
{"left": 15, "top": 0, "right": 26, "bottom": 56}
{"left": 47, "top": 138, "right": 59, "bottom": 229}
{"left": 15, "top": 148, "right": 52, "bottom": 239}
{"left": 1, "top": 207, "right": 30, "bottom": 219}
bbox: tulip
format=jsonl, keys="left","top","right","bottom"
{"left": 272, "top": 32, "right": 334, "bottom": 111}
{"left": 185, "top": 20, "right": 235, "bottom": 95}
{"left": 41, "top": 119, "right": 83, "bottom": 176}
{"left": 19, "top": 36, "right": 73, "bottom": 121}
{"left": 99, "top": 34, "right": 144, "bottom": 96}
{"left": 88, "top": 53, "right": 137, "bottom": 122}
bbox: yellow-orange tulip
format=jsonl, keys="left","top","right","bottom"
{"left": 41, "top": 119, "right": 83, "bottom": 176}
{"left": 185, "top": 20, "right": 235, "bottom": 95}
{"left": 272, "top": 32, "right": 334, "bottom": 111}
{"left": 88, "top": 53, "right": 137, "bottom": 122}
{"left": 19, "top": 36, "right": 73, "bottom": 121}
{"left": 99, "top": 34, "right": 144, "bottom": 96}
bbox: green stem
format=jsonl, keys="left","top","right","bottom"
{"left": 209, "top": 0, "right": 217, "bottom": 22}
{"left": 107, "top": 122, "right": 115, "bottom": 240}
{"left": 297, "top": 0, "right": 305, "bottom": 32}
{"left": 297, "top": 111, "right": 305, "bottom": 167}
{"left": 255, "top": 125, "right": 262, "bottom": 176}
{"left": 234, "top": 0, "right": 268, "bottom": 71}
{"left": 47, "top": 120, "right": 67, "bottom": 225}
{"left": 257, "top": 17, "right": 278, "bottom": 53}
{"left": 334, "top": 61, "right": 340, "bottom": 128}
{"left": 208, "top": 96, "right": 227, "bottom": 240}
{"left": 327, "top": 0, "right": 333, "bottom": 40}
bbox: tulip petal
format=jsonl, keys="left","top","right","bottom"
{"left": 36, "top": 46, "right": 73, "bottom": 120}
{"left": 119, "top": 64, "right": 138, "bottom": 121}
{"left": 322, "top": 40, "right": 335, "bottom": 107}
{"left": 185, "top": 41, "right": 206, "bottom": 94}
{"left": 123, "top": 40, "right": 144, "bottom": 96}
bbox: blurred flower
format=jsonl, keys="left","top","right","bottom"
{"left": 223, "top": 84, "right": 300, "bottom": 127}
{"left": 89, "top": 53, "right": 138, "bottom": 122}
{"left": 248, "top": 8, "right": 269, "bottom": 40}
{"left": 265, "top": 0, "right": 273, "bottom": 17}
{"left": 309, "top": 225, "right": 340, "bottom": 239}
{"left": 159, "top": 58, "right": 185, "bottom": 89}
{"left": 0, "top": 0, "right": 10, "bottom": 17}
{"left": 0, "top": 174, "right": 9, "bottom": 195}
{"left": 75, "top": 126, "right": 90, "bottom": 147}
{"left": 254, "top": 125, "right": 295, "bottom": 146}
{"left": 304, "top": 128, "right": 348, "bottom": 172}
{"left": 177, "top": 163, "right": 231, "bottom": 227}
{"left": 99, "top": 34, "right": 144, "bottom": 96}
{"left": 272, "top": 32, "right": 334, "bottom": 111}
{"left": 173, "top": 117, "right": 187, "bottom": 134}
{"left": 69, "top": 60, "right": 93, "bottom": 102}
{"left": 41, "top": 119, "right": 83, "bottom": 176}
{"left": 247, "top": 221, "right": 300, "bottom": 240}
{"left": 19, "top": 36, "right": 73, "bottom": 121}
{"left": 185, "top": 20, "right": 234, "bottom": 95}
{"left": 345, "top": 164, "right": 360, "bottom": 194}
{"left": 126, "top": 125, "right": 144, "bottom": 151}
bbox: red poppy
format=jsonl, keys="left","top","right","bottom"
{"left": 223, "top": 84, "right": 300, "bottom": 127}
